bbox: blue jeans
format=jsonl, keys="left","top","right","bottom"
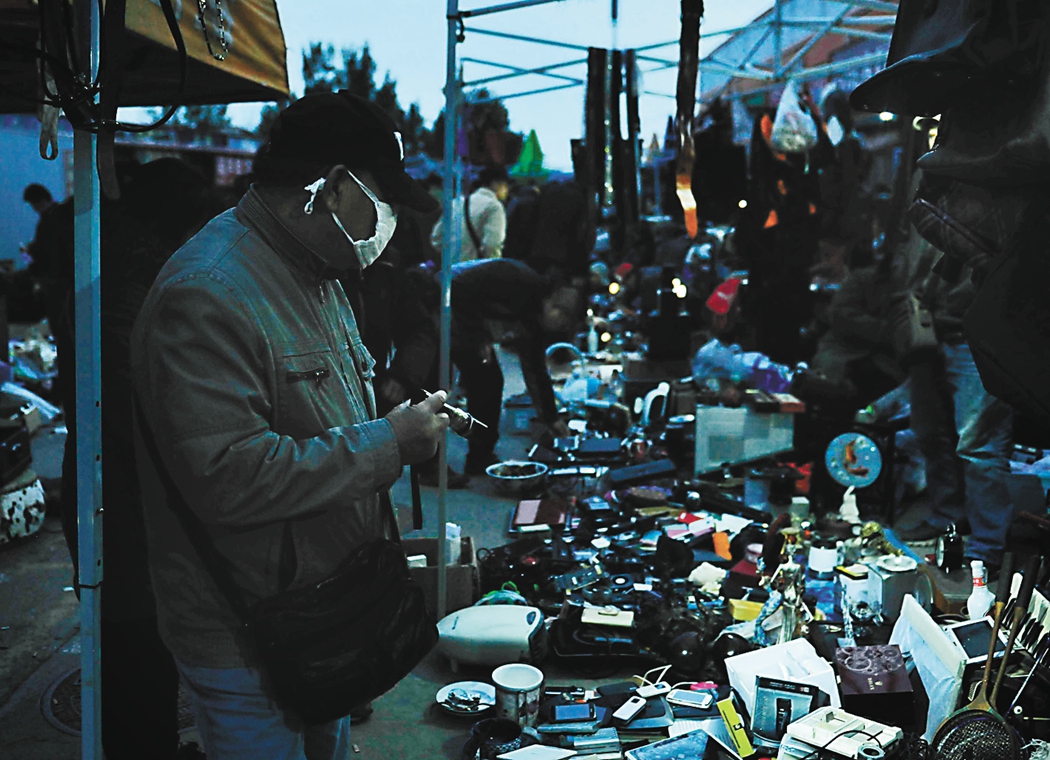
{"left": 909, "top": 342, "right": 1015, "bottom": 565}
{"left": 175, "top": 659, "right": 352, "bottom": 760}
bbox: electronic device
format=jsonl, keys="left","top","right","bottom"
{"left": 436, "top": 605, "right": 546, "bottom": 669}
{"left": 776, "top": 707, "right": 902, "bottom": 760}
{"left": 612, "top": 695, "right": 647, "bottom": 723}
{"left": 944, "top": 617, "right": 1007, "bottom": 666}
{"left": 605, "top": 458, "right": 677, "bottom": 488}
{"left": 717, "top": 694, "right": 756, "bottom": 758}
{"left": 666, "top": 688, "right": 714, "bottom": 709}
{"left": 553, "top": 702, "right": 595, "bottom": 723}
{"left": 580, "top": 606, "right": 635, "bottom": 628}
{"left": 635, "top": 682, "right": 671, "bottom": 699}
{"left": 625, "top": 728, "right": 709, "bottom": 760}
{"left": 567, "top": 727, "right": 621, "bottom": 753}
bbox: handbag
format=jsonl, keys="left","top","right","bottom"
{"left": 135, "top": 396, "right": 438, "bottom": 725}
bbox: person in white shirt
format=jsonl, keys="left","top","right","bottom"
{"left": 431, "top": 166, "right": 510, "bottom": 263}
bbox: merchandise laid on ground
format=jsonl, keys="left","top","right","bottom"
{"left": 414, "top": 331, "right": 1050, "bottom": 760}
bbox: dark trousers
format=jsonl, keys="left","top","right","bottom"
{"left": 455, "top": 342, "right": 502, "bottom": 460}
{"left": 101, "top": 616, "right": 181, "bottom": 760}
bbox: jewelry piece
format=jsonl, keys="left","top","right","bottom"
{"left": 197, "top": 0, "right": 229, "bottom": 61}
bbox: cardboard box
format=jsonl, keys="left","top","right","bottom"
{"left": 401, "top": 536, "right": 479, "bottom": 619}
{"left": 835, "top": 645, "right": 915, "bottom": 730}
{"left": 725, "top": 638, "right": 841, "bottom": 721}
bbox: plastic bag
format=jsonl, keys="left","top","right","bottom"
{"left": 771, "top": 81, "right": 819, "bottom": 154}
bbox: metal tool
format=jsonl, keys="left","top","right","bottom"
{"left": 422, "top": 389, "right": 488, "bottom": 438}
{"left": 1008, "top": 631, "right": 1050, "bottom": 719}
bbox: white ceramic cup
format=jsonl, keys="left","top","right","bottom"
{"left": 491, "top": 663, "right": 544, "bottom": 728}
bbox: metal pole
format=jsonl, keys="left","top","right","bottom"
{"left": 438, "top": 0, "right": 461, "bottom": 621}
{"left": 773, "top": 0, "right": 783, "bottom": 78}
{"left": 75, "top": 3, "right": 103, "bottom": 759}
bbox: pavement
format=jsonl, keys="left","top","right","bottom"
{"left": 0, "top": 350, "right": 1045, "bottom": 758}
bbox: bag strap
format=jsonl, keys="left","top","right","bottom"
{"left": 132, "top": 394, "right": 402, "bottom": 627}
{"left": 464, "top": 193, "right": 484, "bottom": 255}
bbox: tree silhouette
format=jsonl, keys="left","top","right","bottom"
{"left": 257, "top": 43, "right": 518, "bottom": 165}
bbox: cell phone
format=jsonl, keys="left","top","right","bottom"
{"left": 553, "top": 702, "right": 596, "bottom": 723}
{"left": 666, "top": 689, "right": 714, "bottom": 710}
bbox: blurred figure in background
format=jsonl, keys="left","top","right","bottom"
{"left": 431, "top": 166, "right": 510, "bottom": 263}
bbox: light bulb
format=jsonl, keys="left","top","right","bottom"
{"left": 609, "top": 282, "right": 621, "bottom": 295}
{"left": 601, "top": 332, "right": 612, "bottom": 343}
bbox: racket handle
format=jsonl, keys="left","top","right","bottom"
{"left": 996, "top": 552, "right": 1015, "bottom": 605}
{"left": 1018, "top": 555, "right": 1041, "bottom": 613}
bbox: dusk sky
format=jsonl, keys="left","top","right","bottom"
{"left": 221, "top": 0, "right": 774, "bottom": 169}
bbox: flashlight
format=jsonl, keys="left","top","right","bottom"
{"left": 422, "top": 389, "right": 488, "bottom": 438}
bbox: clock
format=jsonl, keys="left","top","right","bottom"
{"left": 825, "top": 433, "right": 883, "bottom": 489}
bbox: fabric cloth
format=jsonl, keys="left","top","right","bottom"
{"left": 175, "top": 658, "right": 352, "bottom": 760}
{"left": 338, "top": 249, "right": 438, "bottom": 416}
{"left": 908, "top": 342, "right": 1015, "bottom": 565}
{"left": 430, "top": 186, "right": 506, "bottom": 262}
{"left": 130, "top": 187, "right": 402, "bottom": 669}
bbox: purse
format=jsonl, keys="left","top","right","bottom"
{"left": 135, "top": 397, "right": 438, "bottom": 725}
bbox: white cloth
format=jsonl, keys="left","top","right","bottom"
{"left": 431, "top": 187, "right": 506, "bottom": 263}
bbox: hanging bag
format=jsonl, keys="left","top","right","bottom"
{"left": 135, "top": 396, "right": 438, "bottom": 725}
{"left": 770, "top": 81, "right": 819, "bottom": 155}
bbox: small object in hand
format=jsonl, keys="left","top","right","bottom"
{"left": 422, "top": 389, "right": 487, "bottom": 438}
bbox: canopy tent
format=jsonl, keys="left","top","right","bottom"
{"left": 695, "top": 0, "right": 896, "bottom": 103}
{"left": 0, "top": 4, "right": 288, "bottom": 758}
{"left": 509, "top": 128, "right": 549, "bottom": 179}
{"left": 0, "top": 0, "right": 289, "bottom": 111}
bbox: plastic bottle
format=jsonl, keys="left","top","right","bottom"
{"left": 587, "top": 323, "right": 600, "bottom": 355}
{"left": 967, "top": 560, "right": 995, "bottom": 620}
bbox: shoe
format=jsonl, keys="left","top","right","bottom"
{"left": 416, "top": 464, "right": 470, "bottom": 489}
{"left": 349, "top": 702, "right": 373, "bottom": 726}
{"left": 464, "top": 451, "right": 501, "bottom": 476}
{"left": 896, "top": 522, "right": 942, "bottom": 544}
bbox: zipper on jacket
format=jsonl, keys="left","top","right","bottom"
{"left": 287, "top": 367, "right": 330, "bottom": 387}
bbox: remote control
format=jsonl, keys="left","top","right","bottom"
{"left": 635, "top": 682, "right": 671, "bottom": 699}
{"left": 613, "top": 695, "right": 647, "bottom": 723}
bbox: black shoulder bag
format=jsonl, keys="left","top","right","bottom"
{"left": 134, "top": 397, "right": 437, "bottom": 725}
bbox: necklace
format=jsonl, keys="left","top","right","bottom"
{"left": 197, "top": 0, "right": 228, "bottom": 61}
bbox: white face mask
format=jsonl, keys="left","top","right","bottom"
{"left": 304, "top": 170, "right": 398, "bottom": 269}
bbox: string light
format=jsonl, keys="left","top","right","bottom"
{"left": 609, "top": 282, "right": 621, "bottom": 295}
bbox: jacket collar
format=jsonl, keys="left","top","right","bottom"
{"left": 235, "top": 187, "right": 344, "bottom": 282}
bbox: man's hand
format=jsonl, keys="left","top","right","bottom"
{"left": 385, "top": 390, "right": 450, "bottom": 465}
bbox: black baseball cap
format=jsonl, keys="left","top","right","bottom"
{"left": 263, "top": 91, "right": 438, "bottom": 213}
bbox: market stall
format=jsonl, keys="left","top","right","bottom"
{"left": 0, "top": 3, "right": 288, "bottom": 757}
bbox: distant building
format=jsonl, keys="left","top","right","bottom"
{"left": 0, "top": 115, "right": 261, "bottom": 270}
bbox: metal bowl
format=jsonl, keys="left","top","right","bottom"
{"left": 485, "top": 460, "right": 548, "bottom": 497}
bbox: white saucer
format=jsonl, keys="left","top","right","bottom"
{"left": 435, "top": 681, "right": 496, "bottom": 716}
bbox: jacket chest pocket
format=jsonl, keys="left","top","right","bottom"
{"left": 277, "top": 348, "right": 341, "bottom": 434}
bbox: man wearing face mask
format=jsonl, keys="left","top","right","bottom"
{"left": 129, "top": 92, "right": 448, "bottom": 760}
